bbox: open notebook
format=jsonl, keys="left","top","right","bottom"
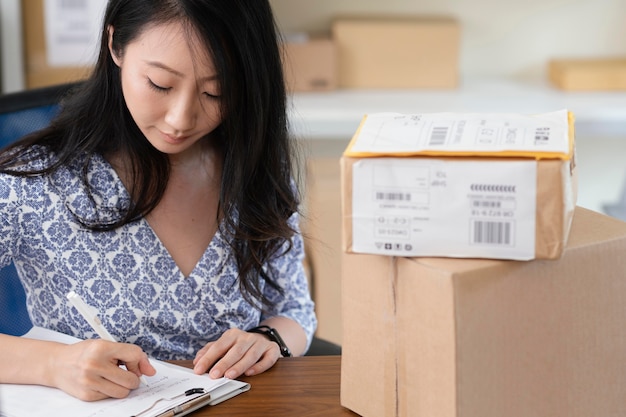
{"left": 0, "top": 327, "right": 250, "bottom": 417}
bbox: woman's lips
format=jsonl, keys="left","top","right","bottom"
{"left": 161, "top": 131, "right": 189, "bottom": 144}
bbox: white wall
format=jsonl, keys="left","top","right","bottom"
{"left": 0, "top": 0, "right": 25, "bottom": 93}
{"left": 270, "top": 0, "right": 626, "bottom": 80}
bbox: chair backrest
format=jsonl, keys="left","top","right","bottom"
{"left": 0, "top": 82, "right": 79, "bottom": 335}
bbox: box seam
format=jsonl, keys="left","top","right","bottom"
{"left": 453, "top": 273, "right": 460, "bottom": 417}
{"left": 392, "top": 256, "right": 400, "bottom": 416}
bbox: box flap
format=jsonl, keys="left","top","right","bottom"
{"left": 344, "top": 110, "right": 575, "bottom": 160}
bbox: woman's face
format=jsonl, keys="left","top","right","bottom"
{"left": 109, "top": 21, "right": 222, "bottom": 158}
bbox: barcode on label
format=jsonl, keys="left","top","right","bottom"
{"left": 375, "top": 192, "right": 411, "bottom": 202}
{"left": 58, "top": 0, "right": 87, "bottom": 10}
{"left": 429, "top": 126, "right": 448, "bottom": 146}
{"left": 471, "top": 220, "right": 513, "bottom": 246}
{"left": 535, "top": 127, "right": 550, "bottom": 143}
{"left": 472, "top": 200, "right": 502, "bottom": 208}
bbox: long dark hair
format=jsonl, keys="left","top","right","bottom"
{"left": 0, "top": 0, "right": 300, "bottom": 309}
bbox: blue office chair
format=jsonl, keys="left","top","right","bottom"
{"left": 0, "top": 82, "right": 79, "bottom": 336}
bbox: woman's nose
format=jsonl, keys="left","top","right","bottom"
{"left": 164, "top": 93, "right": 198, "bottom": 133}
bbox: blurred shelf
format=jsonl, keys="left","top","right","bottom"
{"left": 288, "top": 77, "right": 626, "bottom": 140}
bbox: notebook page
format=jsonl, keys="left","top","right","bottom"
{"left": 0, "top": 327, "right": 233, "bottom": 417}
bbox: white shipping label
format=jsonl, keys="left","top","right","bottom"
{"left": 44, "top": 0, "right": 107, "bottom": 67}
{"left": 350, "top": 110, "right": 569, "bottom": 155}
{"left": 352, "top": 158, "right": 538, "bottom": 260}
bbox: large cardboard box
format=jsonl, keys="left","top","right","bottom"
{"left": 341, "top": 206, "right": 626, "bottom": 417}
{"left": 549, "top": 58, "right": 626, "bottom": 91}
{"left": 331, "top": 17, "right": 460, "bottom": 89}
{"left": 342, "top": 110, "right": 577, "bottom": 260}
{"left": 282, "top": 36, "right": 337, "bottom": 92}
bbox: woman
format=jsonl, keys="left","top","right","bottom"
{"left": 0, "top": 0, "right": 316, "bottom": 401}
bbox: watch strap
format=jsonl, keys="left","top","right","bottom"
{"left": 247, "top": 325, "right": 292, "bottom": 357}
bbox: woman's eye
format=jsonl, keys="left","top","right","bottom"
{"left": 203, "top": 92, "right": 221, "bottom": 99}
{"left": 147, "top": 78, "right": 170, "bottom": 93}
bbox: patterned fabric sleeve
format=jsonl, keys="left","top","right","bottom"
{"left": 260, "top": 211, "right": 317, "bottom": 350}
{"left": 0, "top": 174, "right": 20, "bottom": 270}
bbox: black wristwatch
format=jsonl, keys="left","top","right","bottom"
{"left": 248, "top": 325, "right": 292, "bottom": 357}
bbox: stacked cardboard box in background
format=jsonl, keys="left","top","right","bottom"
{"left": 549, "top": 58, "right": 626, "bottom": 91}
{"left": 282, "top": 15, "right": 462, "bottom": 92}
{"left": 282, "top": 35, "right": 337, "bottom": 92}
{"left": 332, "top": 17, "right": 460, "bottom": 89}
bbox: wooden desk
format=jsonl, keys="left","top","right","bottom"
{"left": 174, "top": 356, "right": 358, "bottom": 416}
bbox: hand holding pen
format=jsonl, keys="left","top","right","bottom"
{"left": 65, "top": 291, "right": 155, "bottom": 400}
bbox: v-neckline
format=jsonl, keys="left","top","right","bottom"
{"left": 142, "top": 216, "right": 220, "bottom": 279}
{"left": 98, "top": 153, "right": 221, "bottom": 280}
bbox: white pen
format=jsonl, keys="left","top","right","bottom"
{"left": 66, "top": 291, "right": 149, "bottom": 386}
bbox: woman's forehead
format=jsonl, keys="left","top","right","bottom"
{"left": 131, "top": 20, "right": 218, "bottom": 78}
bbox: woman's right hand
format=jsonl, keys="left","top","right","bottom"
{"left": 48, "top": 339, "right": 156, "bottom": 401}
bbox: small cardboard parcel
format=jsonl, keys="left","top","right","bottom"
{"left": 341, "top": 109, "right": 577, "bottom": 261}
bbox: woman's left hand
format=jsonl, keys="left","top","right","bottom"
{"left": 192, "top": 328, "right": 281, "bottom": 379}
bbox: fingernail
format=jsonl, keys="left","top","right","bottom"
{"left": 209, "top": 369, "right": 220, "bottom": 379}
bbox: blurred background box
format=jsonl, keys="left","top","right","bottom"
{"left": 549, "top": 58, "right": 626, "bottom": 91}
{"left": 332, "top": 16, "right": 460, "bottom": 89}
{"left": 283, "top": 34, "right": 337, "bottom": 92}
{"left": 21, "top": 0, "right": 101, "bottom": 89}
{"left": 301, "top": 157, "right": 343, "bottom": 346}
{"left": 341, "top": 206, "right": 626, "bottom": 417}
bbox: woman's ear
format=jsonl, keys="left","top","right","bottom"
{"left": 108, "top": 25, "right": 122, "bottom": 67}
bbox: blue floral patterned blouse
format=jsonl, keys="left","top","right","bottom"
{"left": 0, "top": 150, "right": 316, "bottom": 360}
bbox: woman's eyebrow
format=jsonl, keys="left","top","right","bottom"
{"left": 146, "top": 60, "right": 184, "bottom": 77}
{"left": 145, "top": 60, "right": 218, "bottom": 82}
